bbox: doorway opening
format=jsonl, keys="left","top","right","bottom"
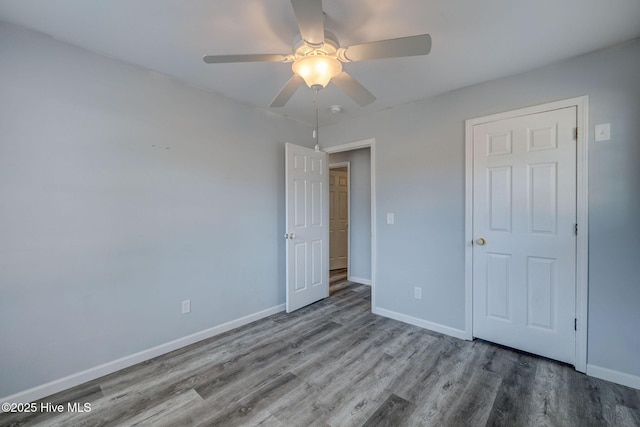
{"left": 325, "top": 139, "right": 375, "bottom": 306}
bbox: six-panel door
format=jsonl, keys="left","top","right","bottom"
{"left": 329, "top": 168, "right": 349, "bottom": 270}
{"left": 286, "top": 143, "right": 329, "bottom": 313}
{"left": 472, "top": 107, "right": 577, "bottom": 364}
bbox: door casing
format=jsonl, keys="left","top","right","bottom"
{"left": 464, "top": 96, "right": 589, "bottom": 372}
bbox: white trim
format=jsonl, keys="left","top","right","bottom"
{"left": 587, "top": 364, "right": 640, "bottom": 390}
{"left": 464, "top": 116, "right": 474, "bottom": 341}
{"left": 329, "top": 161, "right": 351, "bottom": 273}
{"left": 348, "top": 276, "right": 371, "bottom": 286}
{"left": 374, "top": 307, "right": 467, "bottom": 340}
{"left": 1, "top": 304, "right": 285, "bottom": 404}
{"left": 325, "top": 139, "right": 376, "bottom": 310}
{"left": 464, "top": 96, "right": 589, "bottom": 372}
{"left": 574, "top": 98, "right": 589, "bottom": 373}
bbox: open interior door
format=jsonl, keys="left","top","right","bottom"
{"left": 285, "top": 143, "right": 329, "bottom": 312}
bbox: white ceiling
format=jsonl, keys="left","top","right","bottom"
{"left": 1, "top": 0, "right": 639, "bottom": 125}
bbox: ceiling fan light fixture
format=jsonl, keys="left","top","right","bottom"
{"left": 292, "top": 55, "right": 342, "bottom": 88}
{"left": 203, "top": 3, "right": 431, "bottom": 109}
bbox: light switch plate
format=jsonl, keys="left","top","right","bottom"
{"left": 387, "top": 213, "right": 394, "bottom": 225}
{"left": 182, "top": 299, "right": 191, "bottom": 314}
{"left": 595, "top": 123, "right": 610, "bottom": 142}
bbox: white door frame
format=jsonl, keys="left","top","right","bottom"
{"left": 464, "top": 96, "right": 589, "bottom": 372}
{"left": 329, "top": 161, "right": 351, "bottom": 273}
{"left": 325, "top": 138, "right": 376, "bottom": 309}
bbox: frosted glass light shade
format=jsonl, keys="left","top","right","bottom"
{"left": 292, "top": 55, "right": 342, "bottom": 88}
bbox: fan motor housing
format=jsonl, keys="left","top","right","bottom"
{"left": 293, "top": 31, "right": 340, "bottom": 57}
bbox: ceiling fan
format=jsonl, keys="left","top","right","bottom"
{"left": 203, "top": 0, "right": 432, "bottom": 108}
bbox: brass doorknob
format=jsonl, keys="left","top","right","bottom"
{"left": 475, "top": 238, "right": 486, "bottom": 246}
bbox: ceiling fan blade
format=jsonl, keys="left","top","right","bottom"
{"left": 290, "top": 0, "right": 325, "bottom": 46}
{"left": 331, "top": 71, "right": 376, "bottom": 106}
{"left": 203, "top": 54, "right": 290, "bottom": 64}
{"left": 342, "top": 34, "right": 431, "bottom": 62}
{"left": 270, "top": 75, "right": 304, "bottom": 107}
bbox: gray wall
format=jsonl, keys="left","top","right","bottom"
{"left": 329, "top": 148, "right": 372, "bottom": 282}
{"left": 0, "top": 23, "right": 310, "bottom": 397}
{"left": 322, "top": 39, "right": 640, "bottom": 378}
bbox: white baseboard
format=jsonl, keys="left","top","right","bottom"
{"left": 348, "top": 275, "right": 371, "bottom": 286}
{"left": 2, "top": 304, "right": 285, "bottom": 404}
{"left": 587, "top": 364, "right": 640, "bottom": 390}
{"left": 373, "top": 306, "right": 467, "bottom": 340}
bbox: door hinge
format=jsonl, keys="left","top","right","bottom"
{"left": 574, "top": 223, "right": 578, "bottom": 236}
{"left": 575, "top": 127, "right": 578, "bottom": 140}
{"left": 574, "top": 318, "right": 577, "bottom": 331}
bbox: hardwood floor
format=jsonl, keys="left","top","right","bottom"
{"left": 2, "top": 280, "right": 639, "bottom": 426}
{"left": 329, "top": 268, "right": 348, "bottom": 284}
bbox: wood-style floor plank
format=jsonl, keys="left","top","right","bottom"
{"left": 2, "top": 279, "right": 639, "bottom": 427}
{"left": 325, "top": 335, "right": 430, "bottom": 426}
{"left": 361, "top": 394, "right": 415, "bottom": 427}
{"left": 484, "top": 352, "right": 538, "bottom": 426}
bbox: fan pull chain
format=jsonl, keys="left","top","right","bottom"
{"left": 313, "top": 89, "right": 319, "bottom": 151}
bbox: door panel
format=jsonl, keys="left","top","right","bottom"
{"left": 286, "top": 143, "right": 329, "bottom": 312}
{"left": 486, "top": 253, "right": 511, "bottom": 321}
{"left": 488, "top": 166, "right": 512, "bottom": 232}
{"left": 529, "top": 163, "right": 557, "bottom": 234}
{"left": 329, "top": 168, "right": 348, "bottom": 270}
{"left": 526, "top": 256, "right": 555, "bottom": 329}
{"left": 294, "top": 242, "right": 307, "bottom": 291}
{"left": 473, "top": 107, "right": 577, "bottom": 365}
